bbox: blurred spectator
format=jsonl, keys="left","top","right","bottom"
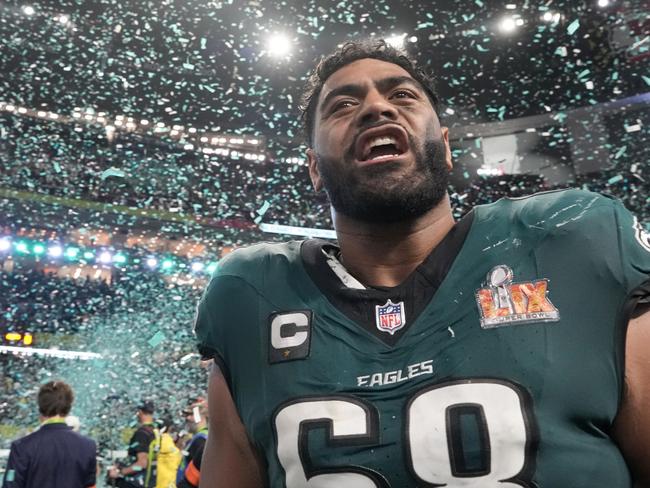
{"left": 154, "top": 417, "right": 182, "bottom": 488}
{"left": 107, "top": 401, "right": 156, "bottom": 488}
{"left": 1, "top": 380, "right": 96, "bottom": 488}
{"left": 176, "top": 398, "right": 208, "bottom": 488}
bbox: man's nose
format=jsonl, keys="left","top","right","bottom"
{"left": 357, "top": 90, "right": 398, "bottom": 126}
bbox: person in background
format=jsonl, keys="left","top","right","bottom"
{"left": 154, "top": 417, "right": 182, "bottom": 488}
{"left": 2, "top": 380, "right": 96, "bottom": 488}
{"left": 176, "top": 398, "right": 208, "bottom": 488}
{"left": 107, "top": 400, "right": 156, "bottom": 488}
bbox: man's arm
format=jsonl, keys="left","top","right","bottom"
{"left": 2, "top": 443, "right": 26, "bottom": 488}
{"left": 199, "top": 364, "right": 267, "bottom": 488}
{"left": 120, "top": 452, "right": 149, "bottom": 475}
{"left": 613, "top": 310, "right": 650, "bottom": 488}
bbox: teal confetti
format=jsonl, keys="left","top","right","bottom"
{"left": 608, "top": 175, "right": 623, "bottom": 185}
{"left": 148, "top": 331, "right": 166, "bottom": 347}
{"left": 642, "top": 76, "right": 650, "bottom": 86}
{"left": 100, "top": 168, "right": 127, "bottom": 180}
{"left": 257, "top": 200, "right": 271, "bottom": 216}
{"left": 567, "top": 19, "right": 580, "bottom": 35}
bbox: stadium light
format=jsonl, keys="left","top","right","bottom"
{"left": 0, "top": 345, "right": 101, "bottom": 360}
{"left": 15, "top": 242, "right": 29, "bottom": 253}
{"left": 22, "top": 5, "right": 35, "bottom": 15}
{"left": 64, "top": 247, "right": 79, "bottom": 259}
{"left": 48, "top": 245, "right": 63, "bottom": 258}
{"left": 191, "top": 262, "right": 204, "bottom": 272}
{"left": 146, "top": 257, "right": 158, "bottom": 269}
{"left": 161, "top": 259, "right": 174, "bottom": 270}
{"left": 499, "top": 17, "right": 518, "bottom": 33}
{"left": 83, "top": 250, "right": 95, "bottom": 260}
{"left": 385, "top": 34, "right": 407, "bottom": 50}
{"left": 113, "top": 253, "right": 127, "bottom": 264}
{"left": 597, "top": 0, "right": 610, "bottom": 6}
{"left": 267, "top": 33, "right": 292, "bottom": 58}
{"left": 98, "top": 251, "right": 112, "bottom": 264}
{"left": 32, "top": 243, "right": 46, "bottom": 255}
{"left": 0, "top": 238, "right": 10, "bottom": 252}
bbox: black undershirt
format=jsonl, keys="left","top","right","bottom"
{"left": 301, "top": 211, "right": 475, "bottom": 346}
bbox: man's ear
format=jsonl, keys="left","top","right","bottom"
{"left": 441, "top": 127, "right": 453, "bottom": 171}
{"left": 306, "top": 148, "right": 323, "bottom": 192}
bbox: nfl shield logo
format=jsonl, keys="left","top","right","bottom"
{"left": 375, "top": 299, "right": 406, "bottom": 335}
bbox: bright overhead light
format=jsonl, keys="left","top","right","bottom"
{"left": 64, "top": 247, "right": 79, "bottom": 258}
{"left": 0, "top": 238, "right": 11, "bottom": 252}
{"left": 57, "top": 14, "right": 70, "bottom": 24}
{"left": 22, "top": 5, "right": 35, "bottom": 15}
{"left": 542, "top": 12, "right": 554, "bottom": 22}
{"left": 267, "top": 33, "right": 292, "bottom": 58}
{"left": 98, "top": 251, "right": 112, "bottom": 264}
{"left": 191, "top": 262, "right": 204, "bottom": 272}
{"left": 499, "top": 17, "right": 517, "bottom": 33}
{"left": 385, "top": 33, "right": 407, "bottom": 50}
{"left": 146, "top": 257, "right": 158, "bottom": 268}
{"left": 48, "top": 245, "right": 63, "bottom": 257}
{"left": 597, "top": 0, "right": 610, "bottom": 6}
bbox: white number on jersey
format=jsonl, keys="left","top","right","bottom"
{"left": 273, "top": 379, "right": 535, "bottom": 487}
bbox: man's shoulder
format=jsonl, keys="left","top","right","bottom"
{"left": 477, "top": 188, "right": 617, "bottom": 229}
{"left": 213, "top": 240, "right": 304, "bottom": 282}
{"left": 12, "top": 426, "right": 95, "bottom": 452}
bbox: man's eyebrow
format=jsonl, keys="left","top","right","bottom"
{"left": 320, "top": 83, "right": 365, "bottom": 112}
{"left": 319, "top": 76, "right": 424, "bottom": 112}
{"left": 374, "top": 76, "right": 423, "bottom": 94}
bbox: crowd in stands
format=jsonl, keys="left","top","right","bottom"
{"left": 0, "top": 269, "right": 114, "bottom": 334}
{"left": 1, "top": 112, "right": 647, "bottom": 236}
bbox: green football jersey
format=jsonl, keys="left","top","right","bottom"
{"left": 194, "top": 189, "right": 650, "bottom": 487}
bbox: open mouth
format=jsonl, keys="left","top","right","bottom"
{"left": 355, "top": 126, "right": 409, "bottom": 163}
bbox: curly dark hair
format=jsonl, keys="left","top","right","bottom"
{"left": 299, "top": 39, "right": 440, "bottom": 146}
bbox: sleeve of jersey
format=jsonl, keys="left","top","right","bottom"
{"left": 193, "top": 263, "right": 260, "bottom": 379}
{"left": 612, "top": 199, "right": 650, "bottom": 316}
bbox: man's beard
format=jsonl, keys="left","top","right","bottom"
{"left": 315, "top": 135, "right": 450, "bottom": 224}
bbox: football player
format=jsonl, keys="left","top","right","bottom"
{"left": 194, "top": 40, "right": 650, "bottom": 487}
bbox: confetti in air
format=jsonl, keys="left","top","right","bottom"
{"left": 0, "top": 0, "right": 647, "bottom": 463}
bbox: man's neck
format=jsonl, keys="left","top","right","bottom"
{"left": 333, "top": 196, "right": 456, "bottom": 288}
{"left": 40, "top": 415, "right": 66, "bottom": 425}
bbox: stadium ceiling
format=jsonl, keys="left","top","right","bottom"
{"left": 0, "top": 0, "right": 647, "bottom": 152}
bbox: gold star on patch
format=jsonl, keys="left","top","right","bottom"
{"left": 283, "top": 350, "right": 291, "bottom": 358}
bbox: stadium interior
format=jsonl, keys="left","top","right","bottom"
{"left": 0, "top": 0, "right": 647, "bottom": 484}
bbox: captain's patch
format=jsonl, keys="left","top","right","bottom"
{"left": 476, "top": 265, "right": 560, "bottom": 329}
{"left": 375, "top": 299, "right": 406, "bottom": 335}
